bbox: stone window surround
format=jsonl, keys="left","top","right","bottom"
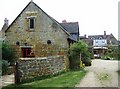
{"left": 26, "top": 16, "right": 37, "bottom": 32}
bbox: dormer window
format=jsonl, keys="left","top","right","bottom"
{"left": 91, "top": 37, "right": 95, "bottom": 40}
{"left": 99, "top": 37, "right": 102, "bottom": 39}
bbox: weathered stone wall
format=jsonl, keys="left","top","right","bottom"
{"left": 16, "top": 56, "right": 68, "bottom": 83}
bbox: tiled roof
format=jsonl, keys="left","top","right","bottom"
{"left": 88, "top": 35, "right": 110, "bottom": 39}
{"left": 88, "top": 34, "right": 118, "bottom": 46}
{"left": 60, "top": 22, "right": 79, "bottom": 34}
{"left": 60, "top": 22, "right": 79, "bottom": 41}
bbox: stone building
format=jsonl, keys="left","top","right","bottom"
{"left": 4, "top": 1, "right": 78, "bottom": 58}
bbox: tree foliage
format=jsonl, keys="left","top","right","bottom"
{"left": 68, "top": 41, "right": 91, "bottom": 70}
{"left": 2, "top": 42, "right": 17, "bottom": 65}
{"left": 108, "top": 46, "right": 119, "bottom": 60}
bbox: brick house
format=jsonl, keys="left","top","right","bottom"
{"left": 3, "top": 1, "right": 79, "bottom": 58}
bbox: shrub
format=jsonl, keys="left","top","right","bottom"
{"left": 1, "top": 60, "right": 8, "bottom": 75}
{"left": 102, "top": 46, "right": 119, "bottom": 60}
{"left": 2, "top": 42, "right": 17, "bottom": 65}
{"left": 68, "top": 41, "right": 91, "bottom": 70}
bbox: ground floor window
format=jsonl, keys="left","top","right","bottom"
{"left": 21, "top": 48, "right": 31, "bottom": 57}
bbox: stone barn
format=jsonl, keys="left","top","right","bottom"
{"left": 4, "top": 1, "right": 78, "bottom": 58}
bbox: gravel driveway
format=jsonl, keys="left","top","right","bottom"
{"left": 75, "top": 59, "right": 119, "bottom": 88}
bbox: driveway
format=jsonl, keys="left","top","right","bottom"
{"left": 75, "top": 59, "right": 119, "bottom": 87}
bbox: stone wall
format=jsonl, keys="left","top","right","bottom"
{"left": 15, "top": 56, "right": 68, "bottom": 83}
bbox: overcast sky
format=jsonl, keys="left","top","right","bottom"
{"left": 0, "top": 0, "right": 119, "bottom": 40}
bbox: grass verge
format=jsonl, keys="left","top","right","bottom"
{"left": 2, "top": 70, "right": 87, "bottom": 89}
{"left": 117, "top": 70, "right": 120, "bottom": 76}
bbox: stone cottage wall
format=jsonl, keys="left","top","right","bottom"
{"left": 5, "top": 2, "right": 69, "bottom": 58}
{"left": 15, "top": 56, "right": 68, "bottom": 83}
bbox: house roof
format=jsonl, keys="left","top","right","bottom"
{"left": 60, "top": 22, "right": 79, "bottom": 34}
{"left": 5, "top": 1, "right": 77, "bottom": 41}
{"left": 88, "top": 34, "right": 118, "bottom": 46}
{"left": 80, "top": 36, "right": 87, "bottom": 39}
{"left": 88, "top": 35, "right": 110, "bottom": 39}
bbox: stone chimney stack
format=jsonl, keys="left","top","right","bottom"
{"left": 84, "top": 34, "right": 87, "bottom": 38}
{"left": 62, "top": 20, "right": 67, "bottom": 23}
{"left": 104, "top": 31, "right": 107, "bottom": 39}
{"left": 4, "top": 18, "right": 9, "bottom": 27}
{"left": 104, "top": 31, "right": 106, "bottom": 36}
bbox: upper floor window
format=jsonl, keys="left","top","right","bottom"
{"left": 29, "top": 17, "right": 35, "bottom": 29}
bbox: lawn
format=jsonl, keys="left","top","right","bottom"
{"left": 2, "top": 70, "right": 87, "bottom": 89}
{"left": 118, "top": 70, "right": 120, "bottom": 76}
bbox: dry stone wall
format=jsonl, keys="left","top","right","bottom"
{"left": 15, "top": 56, "right": 68, "bottom": 83}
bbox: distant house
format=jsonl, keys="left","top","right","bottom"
{"left": 88, "top": 31, "right": 118, "bottom": 47}
{"left": 2, "top": 1, "right": 79, "bottom": 58}
{"left": 80, "top": 31, "right": 118, "bottom": 58}
{"left": 0, "top": 18, "right": 9, "bottom": 41}
{"left": 79, "top": 34, "right": 88, "bottom": 44}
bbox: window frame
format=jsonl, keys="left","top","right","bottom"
{"left": 29, "top": 18, "right": 34, "bottom": 29}
{"left": 26, "top": 16, "right": 36, "bottom": 31}
{"left": 29, "top": 17, "right": 35, "bottom": 30}
{"left": 20, "top": 46, "right": 33, "bottom": 58}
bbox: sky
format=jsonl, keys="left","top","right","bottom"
{"left": 0, "top": 0, "right": 119, "bottom": 40}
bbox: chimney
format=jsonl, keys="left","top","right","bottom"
{"left": 84, "top": 34, "right": 87, "bottom": 38}
{"left": 62, "top": 20, "right": 67, "bottom": 23}
{"left": 4, "top": 18, "right": 9, "bottom": 27}
{"left": 104, "top": 31, "right": 106, "bottom": 36}
{"left": 103, "top": 31, "right": 107, "bottom": 39}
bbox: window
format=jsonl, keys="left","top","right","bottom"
{"left": 29, "top": 18, "right": 35, "bottom": 29}
{"left": 21, "top": 48, "right": 31, "bottom": 58}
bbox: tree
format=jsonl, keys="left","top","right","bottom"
{"left": 68, "top": 41, "right": 91, "bottom": 70}
{"left": 2, "top": 42, "right": 17, "bottom": 65}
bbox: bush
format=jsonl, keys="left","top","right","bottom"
{"left": 1, "top": 60, "right": 8, "bottom": 75}
{"left": 68, "top": 41, "right": 91, "bottom": 70}
{"left": 102, "top": 46, "right": 119, "bottom": 60}
{"left": 2, "top": 42, "right": 17, "bottom": 65}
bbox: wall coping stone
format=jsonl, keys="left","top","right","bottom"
{"left": 19, "top": 55, "right": 64, "bottom": 60}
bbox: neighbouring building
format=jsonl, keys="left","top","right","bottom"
{"left": 80, "top": 31, "right": 118, "bottom": 58}
{"left": 2, "top": 1, "right": 79, "bottom": 58}
{"left": 0, "top": 18, "right": 9, "bottom": 41}
{"left": 79, "top": 34, "right": 88, "bottom": 44}
{"left": 60, "top": 20, "right": 79, "bottom": 41}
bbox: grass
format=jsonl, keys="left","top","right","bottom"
{"left": 2, "top": 70, "right": 87, "bottom": 89}
{"left": 117, "top": 70, "right": 120, "bottom": 76}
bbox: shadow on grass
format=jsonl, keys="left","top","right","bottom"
{"left": 2, "top": 84, "right": 74, "bottom": 89}
{"left": 2, "top": 70, "right": 86, "bottom": 89}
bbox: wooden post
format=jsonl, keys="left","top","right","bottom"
{"left": 80, "top": 53, "right": 81, "bottom": 62}
{"left": 15, "top": 62, "right": 20, "bottom": 84}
